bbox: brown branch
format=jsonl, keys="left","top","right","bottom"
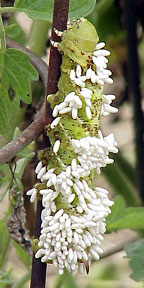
{"left": 0, "top": 107, "right": 46, "bottom": 165}
{"left": 45, "top": 0, "right": 70, "bottom": 120}
{"left": 0, "top": 39, "right": 49, "bottom": 165}
{"left": 124, "top": 0, "right": 144, "bottom": 202}
{"left": 6, "top": 37, "right": 48, "bottom": 90}
{"left": 30, "top": 1, "right": 70, "bottom": 288}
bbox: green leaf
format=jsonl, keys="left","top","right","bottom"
{"left": 106, "top": 195, "right": 126, "bottom": 225}
{"left": 15, "top": 152, "right": 35, "bottom": 180}
{"left": 103, "top": 163, "right": 140, "bottom": 207}
{"left": 5, "top": 24, "right": 22, "bottom": 38}
{"left": 5, "top": 16, "right": 27, "bottom": 45}
{"left": 0, "top": 270, "right": 13, "bottom": 287}
{"left": 0, "top": 48, "right": 38, "bottom": 135}
{"left": 112, "top": 151, "right": 137, "bottom": 188}
{"left": 0, "top": 219, "right": 10, "bottom": 268}
{"left": 69, "top": 0, "right": 96, "bottom": 18}
{"left": 0, "top": 163, "right": 11, "bottom": 185}
{"left": 125, "top": 239, "right": 144, "bottom": 282}
{"left": 63, "top": 272, "right": 78, "bottom": 288}
{"left": 88, "top": 0, "right": 121, "bottom": 40}
{"left": 14, "top": 0, "right": 54, "bottom": 21}
{"left": 0, "top": 164, "right": 12, "bottom": 202}
{"left": 13, "top": 242, "right": 32, "bottom": 268}
{"left": 14, "top": 0, "right": 96, "bottom": 21}
{"left": 0, "top": 128, "right": 35, "bottom": 198}
{"left": 107, "top": 206, "right": 144, "bottom": 232}
{"left": 54, "top": 271, "right": 78, "bottom": 288}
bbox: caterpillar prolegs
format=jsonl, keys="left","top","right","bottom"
{"left": 27, "top": 18, "right": 118, "bottom": 275}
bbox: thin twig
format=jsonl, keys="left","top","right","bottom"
{"left": 124, "top": 0, "right": 144, "bottom": 202}
{"left": 0, "top": 107, "right": 45, "bottom": 165}
{"left": 100, "top": 235, "right": 139, "bottom": 259}
{"left": 30, "top": 1, "right": 70, "bottom": 288}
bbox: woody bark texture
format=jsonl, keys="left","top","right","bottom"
{"left": 30, "top": 1, "right": 70, "bottom": 288}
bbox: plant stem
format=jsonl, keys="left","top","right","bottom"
{"left": 30, "top": 200, "right": 47, "bottom": 288}
{"left": 28, "top": 20, "right": 51, "bottom": 56}
{"left": 0, "top": 7, "right": 18, "bottom": 14}
{"left": 30, "top": 1, "right": 70, "bottom": 288}
{"left": 45, "top": 0, "right": 70, "bottom": 118}
{"left": 0, "top": 107, "right": 46, "bottom": 165}
{"left": 124, "top": 0, "right": 144, "bottom": 203}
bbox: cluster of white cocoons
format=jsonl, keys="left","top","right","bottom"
{"left": 27, "top": 131, "right": 117, "bottom": 275}
{"left": 50, "top": 41, "right": 118, "bottom": 130}
{"left": 26, "top": 42, "right": 118, "bottom": 275}
{"left": 71, "top": 130, "right": 118, "bottom": 175}
{"left": 28, "top": 159, "right": 114, "bottom": 276}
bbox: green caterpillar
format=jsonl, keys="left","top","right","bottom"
{"left": 27, "top": 18, "right": 118, "bottom": 275}
{"left": 45, "top": 18, "right": 102, "bottom": 169}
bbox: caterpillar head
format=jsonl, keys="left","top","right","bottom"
{"left": 59, "top": 18, "right": 99, "bottom": 66}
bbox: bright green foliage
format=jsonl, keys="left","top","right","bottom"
{"left": 62, "top": 271, "right": 79, "bottom": 288}
{"left": 125, "top": 239, "right": 144, "bottom": 282}
{"left": 5, "top": 16, "right": 27, "bottom": 45}
{"left": 0, "top": 164, "right": 12, "bottom": 201}
{"left": 106, "top": 195, "right": 126, "bottom": 225}
{"left": 54, "top": 271, "right": 78, "bottom": 288}
{"left": 107, "top": 196, "right": 144, "bottom": 232}
{"left": 103, "top": 163, "right": 140, "bottom": 207}
{"left": 14, "top": 151, "right": 35, "bottom": 192}
{"left": 0, "top": 219, "right": 10, "bottom": 268}
{"left": 14, "top": 0, "right": 54, "bottom": 21}
{"left": 14, "top": 0, "right": 96, "bottom": 21}
{"left": 13, "top": 242, "right": 32, "bottom": 268}
{"left": 69, "top": 0, "right": 96, "bottom": 19}
{"left": 0, "top": 128, "right": 35, "bottom": 200}
{"left": 88, "top": 0, "right": 121, "bottom": 40}
{"left": 15, "top": 153, "right": 35, "bottom": 180}
{"left": 112, "top": 152, "right": 137, "bottom": 189}
{"left": 0, "top": 270, "right": 13, "bottom": 287}
{"left": 0, "top": 49, "right": 38, "bottom": 135}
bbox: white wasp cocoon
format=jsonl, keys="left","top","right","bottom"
{"left": 53, "top": 140, "right": 60, "bottom": 153}
{"left": 50, "top": 117, "right": 61, "bottom": 129}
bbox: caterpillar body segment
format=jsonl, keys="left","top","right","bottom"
{"left": 26, "top": 18, "right": 118, "bottom": 276}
